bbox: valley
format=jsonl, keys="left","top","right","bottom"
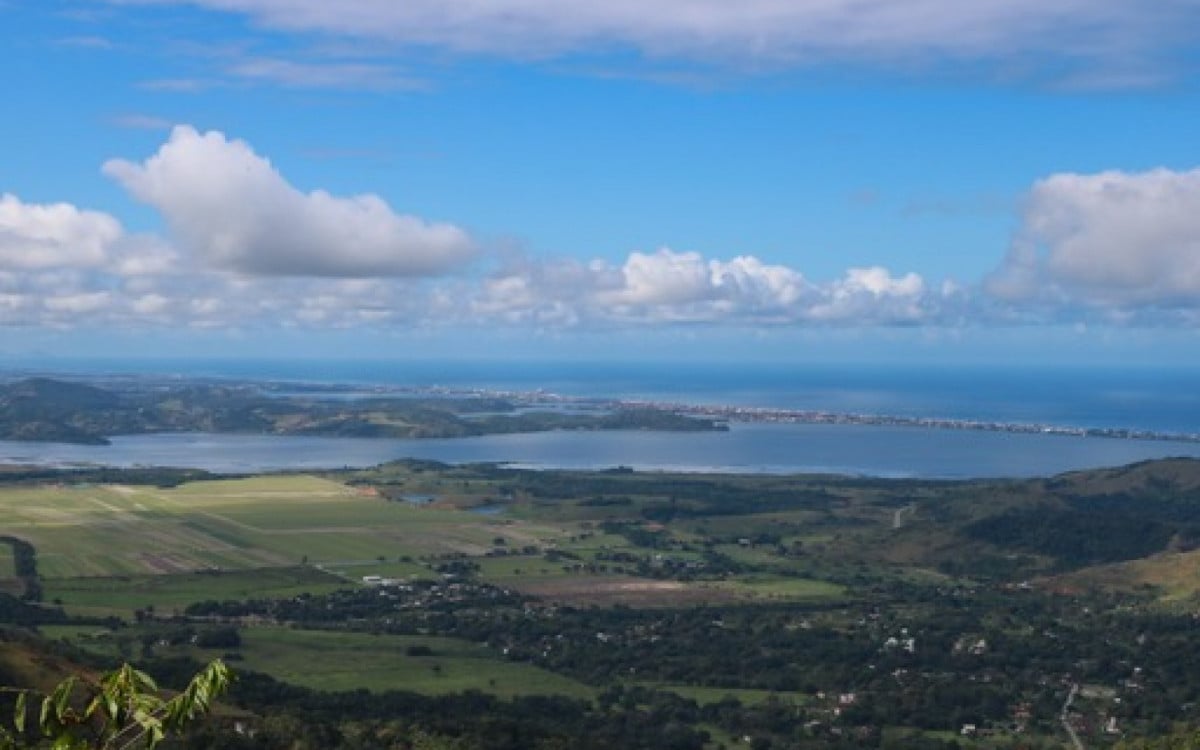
{"left": 4, "top": 459, "right": 1200, "bottom": 747}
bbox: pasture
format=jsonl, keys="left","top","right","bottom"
{"left": 46, "top": 624, "right": 595, "bottom": 699}
{"left": 227, "top": 628, "right": 595, "bottom": 698}
{"left": 636, "top": 682, "right": 809, "bottom": 707}
{"left": 42, "top": 567, "right": 346, "bottom": 618}
{"left": 0, "top": 476, "right": 572, "bottom": 580}
{"left": 0, "top": 543, "right": 14, "bottom": 578}
{"left": 4, "top": 469, "right": 867, "bottom": 616}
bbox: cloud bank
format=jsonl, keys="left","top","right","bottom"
{"left": 5, "top": 125, "right": 1200, "bottom": 333}
{"left": 114, "top": 0, "right": 1198, "bottom": 79}
{"left": 472, "top": 250, "right": 940, "bottom": 327}
{"left": 103, "top": 125, "right": 475, "bottom": 278}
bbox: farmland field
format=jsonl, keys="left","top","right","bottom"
{"left": 226, "top": 628, "right": 595, "bottom": 698}
{"left": 43, "top": 624, "right": 594, "bottom": 699}
{"left": 42, "top": 567, "right": 347, "bottom": 618}
{"left": 0, "top": 543, "right": 14, "bottom": 579}
{"left": 0, "top": 542, "right": 17, "bottom": 595}
{"left": 636, "top": 682, "right": 809, "bottom": 707}
{"left": 0, "top": 475, "right": 573, "bottom": 580}
{"left": 10, "top": 470, "right": 869, "bottom": 613}
{"left": 11, "top": 459, "right": 1200, "bottom": 748}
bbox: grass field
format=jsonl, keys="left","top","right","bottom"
{"left": 226, "top": 628, "right": 595, "bottom": 697}
{"left": 39, "top": 624, "right": 593, "bottom": 698}
{"left": 635, "top": 682, "right": 809, "bottom": 707}
{"left": 225, "top": 624, "right": 595, "bottom": 696}
{"left": 3, "top": 471, "right": 863, "bottom": 616}
{"left": 42, "top": 567, "right": 347, "bottom": 618}
{"left": 0, "top": 542, "right": 14, "bottom": 578}
{"left": 0, "top": 476, "right": 573, "bottom": 579}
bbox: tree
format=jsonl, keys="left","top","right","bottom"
{"left": 0, "top": 659, "right": 231, "bottom": 750}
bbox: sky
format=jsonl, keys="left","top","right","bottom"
{"left": 3, "top": 1, "right": 1200, "bottom": 366}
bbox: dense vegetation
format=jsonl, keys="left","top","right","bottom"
{"left": 5, "top": 458, "right": 1200, "bottom": 747}
{"left": 0, "top": 378, "right": 722, "bottom": 445}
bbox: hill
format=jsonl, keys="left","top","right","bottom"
{"left": 0, "top": 377, "right": 724, "bottom": 444}
{"left": 0, "top": 378, "right": 126, "bottom": 444}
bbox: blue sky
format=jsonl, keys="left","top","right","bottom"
{"left": 3, "top": 1, "right": 1200, "bottom": 364}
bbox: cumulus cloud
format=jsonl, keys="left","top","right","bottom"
{"left": 809, "top": 267, "right": 927, "bottom": 323}
{"left": 988, "top": 167, "right": 1200, "bottom": 311}
{"left": 598, "top": 249, "right": 810, "bottom": 320}
{"left": 113, "top": 0, "right": 1199, "bottom": 81}
{"left": 103, "top": 125, "right": 475, "bottom": 278}
{"left": 469, "top": 248, "right": 938, "bottom": 327}
{"left": 0, "top": 128, "right": 970, "bottom": 332}
{"left": 613, "top": 249, "right": 718, "bottom": 307}
{"left": 0, "top": 193, "right": 946, "bottom": 330}
{"left": 0, "top": 194, "right": 122, "bottom": 270}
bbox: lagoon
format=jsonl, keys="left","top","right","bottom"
{"left": 2, "top": 422, "right": 1199, "bottom": 479}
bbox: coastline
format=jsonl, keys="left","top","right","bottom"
{"left": 3, "top": 366, "right": 1199, "bottom": 446}
{"left": 339, "top": 382, "right": 1200, "bottom": 446}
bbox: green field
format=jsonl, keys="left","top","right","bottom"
{"left": 229, "top": 628, "right": 594, "bottom": 697}
{"left": 2, "top": 471, "right": 876, "bottom": 615}
{"left": 39, "top": 624, "right": 594, "bottom": 699}
{"left": 635, "top": 682, "right": 809, "bottom": 707}
{"left": 42, "top": 567, "right": 347, "bottom": 618}
{"left": 0, "top": 476, "right": 573, "bottom": 580}
{"left": 0, "top": 543, "right": 14, "bottom": 578}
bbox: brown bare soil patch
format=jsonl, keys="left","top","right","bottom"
{"left": 510, "top": 575, "right": 741, "bottom": 607}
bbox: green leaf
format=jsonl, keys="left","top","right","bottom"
{"left": 51, "top": 677, "right": 77, "bottom": 722}
{"left": 13, "top": 691, "right": 26, "bottom": 734}
{"left": 39, "top": 694, "right": 54, "bottom": 733}
{"left": 51, "top": 732, "right": 79, "bottom": 750}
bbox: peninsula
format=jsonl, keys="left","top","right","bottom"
{"left": 1, "top": 372, "right": 1196, "bottom": 447}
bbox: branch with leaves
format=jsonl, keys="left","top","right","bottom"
{"left": 0, "top": 659, "right": 232, "bottom": 750}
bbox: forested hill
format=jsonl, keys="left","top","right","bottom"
{"left": 911, "top": 458, "right": 1200, "bottom": 575}
{"left": 0, "top": 378, "right": 130, "bottom": 444}
{"left": 0, "top": 377, "right": 724, "bottom": 445}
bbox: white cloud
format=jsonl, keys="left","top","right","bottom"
{"left": 43, "top": 291, "right": 113, "bottom": 314}
{"left": 130, "top": 293, "right": 170, "bottom": 315}
{"left": 613, "top": 249, "right": 716, "bottom": 306}
{"left": 103, "top": 125, "right": 476, "bottom": 277}
{"left": 988, "top": 167, "right": 1200, "bottom": 310}
{"left": 110, "top": 235, "right": 179, "bottom": 277}
{"left": 712, "top": 255, "right": 807, "bottom": 308}
{"left": 469, "top": 248, "right": 935, "bottom": 327}
{"left": 112, "top": 0, "right": 1199, "bottom": 80}
{"left": 227, "top": 57, "right": 423, "bottom": 91}
{"left": 599, "top": 249, "right": 810, "bottom": 320}
{"left": 0, "top": 192, "right": 946, "bottom": 330}
{"left": 0, "top": 193, "right": 121, "bottom": 270}
{"left": 808, "top": 267, "right": 927, "bottom": 322}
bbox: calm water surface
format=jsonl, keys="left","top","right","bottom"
{"left": 1, "top": 424, "right": 1198, "bottom": 479}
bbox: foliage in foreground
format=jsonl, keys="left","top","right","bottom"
{"left": 0, "top": 660, "right": 230, "bottom": 750}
